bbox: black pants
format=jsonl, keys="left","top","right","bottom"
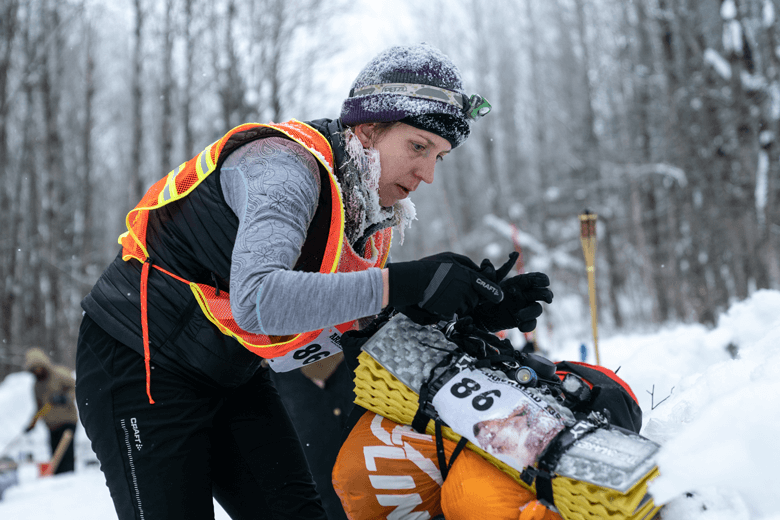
{"left": 75, "top": 314, "right": 327, "bottom": 520}
{"left": 49, "top": 423, "right": 76, "bottom": 474}
{"left": 270, "top": 363, "right": 356, "bottom": 520}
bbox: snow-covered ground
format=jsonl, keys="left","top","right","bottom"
{"left": 1, "top": 290, "right": 779, "bottom": 519}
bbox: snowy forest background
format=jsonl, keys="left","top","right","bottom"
{"left": 1, "top": 0, "right": 779, "bottom": 376}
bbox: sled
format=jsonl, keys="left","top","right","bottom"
{"left": 349, "top": 314, "right": 662, "bottom": 520}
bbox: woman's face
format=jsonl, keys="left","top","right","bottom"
{"left": 356, "top": 122, "right": 451, "bottom": 207}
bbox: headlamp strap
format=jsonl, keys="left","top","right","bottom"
{"left": 349, "top": 83, "right": 491, "bottom": 122}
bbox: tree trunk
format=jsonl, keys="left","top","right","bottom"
{"left": 40, "top": 0, "right": 65, "bottom": 356}
{"left": 131, "top": 0, "right": 145, "bottom": 204}
{"left": 79, "top": 16, "right": 95, "bottom": 266}
{"left": 160, "top": 0, "right": 174, "bottom": 173}
{"left": 0, "top": 0, "right": 19, "bottom": 357}
{"left": 724, "top": 0, "right": 759, "bottom": 299}
{"left": 183, "top": 0, "right": 194, "bottom": 157}
{"left": 573, "top": 0, "right": 602, "bottom": 191}
{"left": 266, "top": 0, "right": 284, "bottom": 123}
{"left": 601, "top": 217, "right": 624, "bottom": 328}
{"left": 525, "top": 0, "right": 548, "bottom": 197}
{"left": 471, "top": 0, "right": 503, "bottom": 218}
{"left": 756, "top": 0, "right": 780, "bottom": 288}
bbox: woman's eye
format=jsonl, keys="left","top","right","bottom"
{"left": 436, "top": 155, "right": 445, "bottom": 163}
{"left": 412, "top": 142, "right": 425, "bottom": 152}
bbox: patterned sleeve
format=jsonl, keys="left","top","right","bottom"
{"left": 220, "top": 137, "right": 383, "bottom": 335}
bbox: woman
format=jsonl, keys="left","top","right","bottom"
{"left": 75, "top": 43, "right": 551, "bottom": 520}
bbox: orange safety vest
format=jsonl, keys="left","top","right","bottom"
{"left": 119, "top": 119, "right": 391, "bottom": 403}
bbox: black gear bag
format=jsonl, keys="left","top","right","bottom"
{"left": 554, "top": 361, "right": 643, "bottom": 433}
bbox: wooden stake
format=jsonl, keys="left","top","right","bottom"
{"left": 579, "top": 211, "right": 600, "bottom": 365}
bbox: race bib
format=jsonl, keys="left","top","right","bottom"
{"left": 267, "top": 323, "right": 351, "bottom": 372}
{"left": 431, "top": 363, "right": 566, "bottom": 472}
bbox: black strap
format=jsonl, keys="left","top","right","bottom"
{"left": 435, "top": 421, "right": 447, "bottom": 478}
{"left": 473, "top": 354, "right": 516, "bottom": 369}
{"left": 411, "top": 382, "right": 432, "bottom": 433}
{"left": 535, "top": 471, "right": 556, "bottom": 509}
{"left": 411, "top": 352, "right": 455, "bottom": 434}
{"left": 519, "top": 465, "right": 556, "bottom": 508}
{"left": 211, "top": 272, "right": 220, "bottom": 296}
{"left": 520, "top": 416, "right": 604, "bottom": 510}
{"left": 434, "top": 420, "right": 469, "bottom": 481}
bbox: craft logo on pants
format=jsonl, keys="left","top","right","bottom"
{"left": 130, "top": 417, "right": 143, "bottom": 451}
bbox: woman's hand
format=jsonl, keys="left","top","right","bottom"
{"left": 473, "top": 271, "right": 553, "bottom": 333}
{"left": 384, "top": 252, "right": 504, "bottom": 324}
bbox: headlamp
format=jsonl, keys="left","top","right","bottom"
{"left": 464, "top": 94, "right": 491, "bottom": 121}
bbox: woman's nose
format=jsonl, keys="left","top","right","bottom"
{"left": 416, "top": 159, "right": 436, "bottom": 184}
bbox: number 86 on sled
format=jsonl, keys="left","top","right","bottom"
{"left": 449, "top": 377, "right": 503, "bottom": 411}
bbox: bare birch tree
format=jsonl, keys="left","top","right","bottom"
{"left": 0, "top": 0, "right": 20, "bottom": 369}
{"left": 131, "top": 0, "right": 146, "bottom": 204}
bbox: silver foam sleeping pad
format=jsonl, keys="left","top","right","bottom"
{"left": 555, "top": 427, "right": 660, "bottom": 493}
{"left": 360, "top": 313, "right": 459, "bottom": 394}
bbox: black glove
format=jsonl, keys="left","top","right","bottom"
{"left": 473, "top": 254, "right": 553, "bottom": 333}
{"left": 388, "top": 252, "right": 504, "bottom": 324}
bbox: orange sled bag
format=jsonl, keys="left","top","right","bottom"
{"left": 332, "top": 411, "right": 461, "bottom": 520}
{"left": 440, "top": 448, "right": 563, "bottom": 520}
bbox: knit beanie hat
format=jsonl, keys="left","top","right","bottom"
{"left": 340, "top": 43, "right": 490, "bottom": 148}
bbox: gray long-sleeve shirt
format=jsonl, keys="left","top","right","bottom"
{"left": 219, "top": 136, "right": 384, "bottom": 335}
